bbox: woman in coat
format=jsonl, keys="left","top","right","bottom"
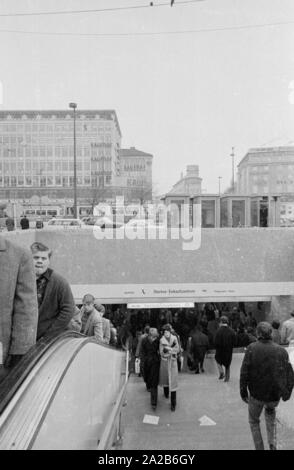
{"left": 159, "top": 324, "right": 179, "bottom": 411}
{"left": 141, "top": 328, "right": 160, "bottom": 410}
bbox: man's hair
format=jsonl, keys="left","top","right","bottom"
{"left": 290, "top": 311, "right": 294, "bottom": 317}
{"left": 30, "top": 242, "right": 52, "bottom": 258}
{"left": 220, "top": 315, "right": 229, "bottom": 325}
{"left": 149, "top": 327, "right": 158, "bottom": 337}
{"left": 162, "top": 324, "right": 172, "bottom": 332}
{"left": 83, "top": 293, "right": 95, "bottom": 303}
{"left": 256, "top": 322, "right": 272, "bottom": 340}
{"left": 271, "top": 320, "right": 280, "bottom": 330}
{"left": 94, "top": 303, "right": 105, "bottom": 315}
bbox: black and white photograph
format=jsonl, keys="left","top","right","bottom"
{"left": 0, "top": 0, "right": 294, "bottom": 455}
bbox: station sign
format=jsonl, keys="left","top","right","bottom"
{"left": 127, "top": 302, "right": 195, "bottom": 309}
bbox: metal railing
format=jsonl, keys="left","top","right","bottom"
{"left": 97, "top": 349, "right": 129, "bottom": 450}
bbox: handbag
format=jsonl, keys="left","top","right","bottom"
{"left": 135, "top": 358, "right": 141, "bottom": 375}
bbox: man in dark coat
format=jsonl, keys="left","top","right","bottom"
{"left": 30, "top": 242, "right": 75, "bottom": 340}
{"left": 0, "top": 237, "right": 38, "bottom": 380}
{"left": 240, "top": 322, "right": 294, "bottom": 450}
{"left": 236, "top": 325, "right": 250, "bottom": 348}
{"left": 214, "top": 315, "right": 236, "bottom": 382}
{"left": 141, "top": 328, "right": 160, "bottom": 410}
{"left": 5, "top": 216, "right": 15, "bottom": 231}
{"left": 189, "top": 324, "right": 209, "bottom": 373}
{"left": 20, "top": 215, "right": 30, "bottom": 230}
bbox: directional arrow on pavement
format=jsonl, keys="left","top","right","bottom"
{"left": 199, "top": 415, "right": 216, "bottom": 426}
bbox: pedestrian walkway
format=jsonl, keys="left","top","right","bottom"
{"left": 118, "top": 355, "right": 294, "bottom": 450}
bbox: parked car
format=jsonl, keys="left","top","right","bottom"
{"left": 46, "top": 218, "right": 88, "bottom": 229}
{"left": 117, "top": 219, "right": 167, "bottom": 236}
{"left": 89, "top": 216, "right": 124, "bottom": 229}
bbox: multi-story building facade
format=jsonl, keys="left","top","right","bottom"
{"left": 237, "top": 146, "right": 294, "bottom": 195}
{"left": 0, "top": 109, "right": 122, "bottom": 204}
{"left": 0, "top": 111, "right": 154, "bottom": 216}
{"left": 118, "top": 147, "right": 153, "bottom": 202}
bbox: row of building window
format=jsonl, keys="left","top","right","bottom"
{"left": 126, "top": 179, "right": 148, "bottom": 187}
{"left": 0, "top": 175, "right": 112, "bottom": 187}
{"left": 0, "top": 160, "right": 114, "bottom": 172}
{"left": 0, "top": 123, "right": 113, "bottom": 133}
{"left": 0, "top": 145, "right": 113, "bottom": 158}
{"left": 124, "top": 165, "right": 146, "bottom": 172}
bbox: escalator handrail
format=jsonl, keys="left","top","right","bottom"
{"left": 97, "top": 348, "right": 129, "bottom": 450}
{"left": 0, "top": 331, "right": 124, "bottom": 416}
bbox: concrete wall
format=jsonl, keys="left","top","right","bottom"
{"left": 30, "top": 228, "right": 294, "bottom": 284}
{"left": 1, "top": 229, "right": 36, "bottom": 250}
{"left": 2, "top": 227, "right": 294, "bottom": 319}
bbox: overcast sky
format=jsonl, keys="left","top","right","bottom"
{"left": 0, "top": 0, "right": 294, "bottom": 195}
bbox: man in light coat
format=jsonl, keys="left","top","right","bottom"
{"left": 0, "top": 237, "right": 38, "bottom": 380}
{"left": 80, "top": 294, "right": 103, "bottom": 342}
{"left": 280, "top": 311, "right": 294, "bottom": 345}
{"left": 95, "top": 303, "right": 110, "bottom": 344}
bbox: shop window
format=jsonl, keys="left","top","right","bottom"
{"left": 250, "top": 200, "right": 258, "bottom": 227}
{"left": 202, "top": 200, "right": 216, "bottom": 228}
{"left": 220, "top": 199, "right": 228, "bottom": 227}
{"left": 232, "top": 200, "right": 245, "bottom": 227}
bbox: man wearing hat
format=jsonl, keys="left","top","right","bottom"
{"left": 240, "top": 321, "right": 294, "bottom": 450}
{"left": 280, "top": 311, "right": 294, "bottom": 345}
{"left": 214, "top": 315, "right": 236, "bottom": 382}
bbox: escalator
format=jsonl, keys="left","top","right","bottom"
{"left": 0, "top": 332, "right": 128, "bottom": 450}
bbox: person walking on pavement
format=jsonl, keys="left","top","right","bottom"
{"left": 140, "top": 327, "right": 160, "bottom": 411}
{"left": 240, "top": 322, "right": 294, "bottom": 450}
{"left": 214, "top": 315, "right": 236, "bottom": 382}
{"left": 136, "top": 325, "right": 150, "bottom": 381}
{"left": 95, "top": 303, "right": 111, "bottom": 344}
{"left": 5, "top": 216, "right": 15, "bottom": 231}
{"left": 280, "top": 311, "right": 294, "bottom": 345}
{"left": 189, "top": 323, "right": 209, "bottom": 373}
{"left": 20, "top": 214, "right": 30, "bottom": 230}
{"left": 271, "top": 321, "right": 281, "bottom": 345}
{"left": 159, "top": 324, "right": 179, "bottom": 411}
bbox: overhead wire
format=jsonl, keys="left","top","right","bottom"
{"left": 0, "top": 20, "right": 292, "bottom": 38}
{"left": 0, "top": 0, "right": 203, "bottom": 17}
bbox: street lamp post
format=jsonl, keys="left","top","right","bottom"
{"left": 230, "top": 146, "right": 235, "bottom": 193}
{"left": 69, "top": 102, "right": 77, "bottom": 218}
{"left": 218, "top": 176, "right": 222, "bottom": 196}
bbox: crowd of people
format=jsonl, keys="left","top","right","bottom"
{"left": 2, "top": 214, "right": 44, "bottom": 232}
{"left": 0, "top": 239, "right": 118, "bottom": 383}
{"left": 135, "top": 324, "right": 180, "bottom": 412}
{"left": 1, "top": 237, "right": 294, "bottom": 450}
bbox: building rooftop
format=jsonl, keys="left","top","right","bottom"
{"left": 0, "top": 109, "right": 122, "bottom": 136}
{"left": 119, "top": 147, "right": 153, "bottom": 158}
{"left": 238, "top": 145, "right": 294, "bottom": 167}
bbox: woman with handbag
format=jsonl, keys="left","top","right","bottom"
{"left": 159, "top": 324, "right": 180, "bottom": 411}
